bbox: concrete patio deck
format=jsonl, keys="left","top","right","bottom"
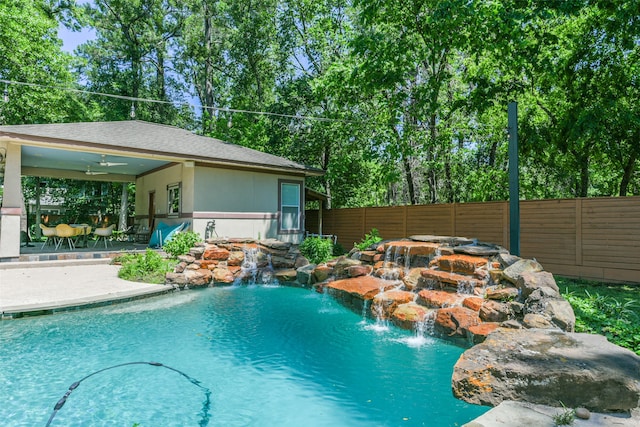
{"left": 0, "top": 258, "right": 173, "bottom": 318}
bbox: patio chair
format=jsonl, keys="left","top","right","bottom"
{"left": 55, "top": 224, "right": 77, "bottom": 250}
{"left": 39, "top": 224, "right": 58, "bottom": 249}
{"left": 93, "top": 224, "right": 115, "bottom": 248}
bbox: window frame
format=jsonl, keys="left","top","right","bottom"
{"left": 167, "top": 182, "right": 181, "bottom": 217}
{"left": 278, "top": 179, "right": 303, "bottom": 234}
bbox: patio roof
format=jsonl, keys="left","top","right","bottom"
{"left": 0, "top": 120, "right": 324, "bottom": 180}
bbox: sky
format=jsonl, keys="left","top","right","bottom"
{"left": 58, "top": 25, "right": 95, "bottom": 53}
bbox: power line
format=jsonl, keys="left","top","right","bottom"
{"left": 0, "top": 78, "right": 359, "bottom": 125}
{"left": 0, "top": 78, "right": 492, "bottom": 132}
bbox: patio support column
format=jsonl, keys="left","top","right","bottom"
{"left": 0, "top": 142, "right": 22, "bottom": 259}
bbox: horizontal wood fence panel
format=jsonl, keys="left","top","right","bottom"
{"left": 405, "top": 205, "right": 453, "bottom": 236}
{"left": 306, "top": 196, "right": 640, "bottom": 283}
{"left": 454, "top": 202, "right": 506, "bottom": 246}
{"left": 323, "top": 208, "right": 365, "bottom": 249}
{"left": 364, "top": 206, "right": 406, "bottom": 240}
{"left": 581, "top": 198, "right": 640, "bottom": 275}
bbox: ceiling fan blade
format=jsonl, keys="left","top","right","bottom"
{"left": 98, "top": 155, "right": 128, "bottom": 167}
{"left": 100, "top": 161, "right": 128, "bottom": 167}
{"left": 86, "top": 166, "right": 108, "bottom": 175}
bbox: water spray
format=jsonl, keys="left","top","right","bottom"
{"left": 45, "top": 361, "right": 211, "bottom": 427}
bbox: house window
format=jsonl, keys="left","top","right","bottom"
{"left": 279, "top": 180, "right": 302, "bottom": 233}
{"left": 167, "top": 183, "right": 181, "bottom": 217}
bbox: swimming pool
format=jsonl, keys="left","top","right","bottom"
{"left": 0, "top": 285, "right": 488, "bottom": 426}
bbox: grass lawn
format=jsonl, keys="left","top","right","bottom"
{"left": 557, "top": 276, "right": 640, "bottom": 355}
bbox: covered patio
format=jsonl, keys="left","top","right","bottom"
{"left": 0, "top": 120, "right": 323, "bottom": 262}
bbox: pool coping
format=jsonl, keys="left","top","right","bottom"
{"left": 1, "top": 286, "right": 174, "bottom": 319}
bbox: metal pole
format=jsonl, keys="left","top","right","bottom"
{"left": 508, "top": 102, "right": 520, "bottom": 256}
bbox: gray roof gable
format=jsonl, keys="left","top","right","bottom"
{"left": 0, "top": 120, "right": 323, "bottom": 176}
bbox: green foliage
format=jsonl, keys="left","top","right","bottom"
{"left": 552, "top": 405, "right": 575, "bottom": 426}
{"left": 354, "top": 228, "right": 382, "bottom": 251}
{"left": 162, "top": 231, "right": 202, "bottom": 258}
{"left": 117, "top": 249, "right": 176, "bottom": 284}
{"left": 0, "top": 0, "right": 89, "bottom": 125}
{"left": 559, "top": 277, "right": 640, "bottom": 355}
{"left": 332, "top": 242, "right": 346, "bottom": 256}
{"left": 299, "top": 236, "right": 334, "bottom": 264}
{"left": 6, "top": 0, "right": 640, "bottom": 208}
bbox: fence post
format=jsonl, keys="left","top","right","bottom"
{"left": 508, "top": 101, "right": 520, "bottom": 256}
{"left": 575, "top": 198, "right": 582, "bottom": 266}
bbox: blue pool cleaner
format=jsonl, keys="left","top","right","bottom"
{"left": 45, "top": 361, "right": 211, "bottom": 427}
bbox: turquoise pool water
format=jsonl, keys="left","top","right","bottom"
{"left": 0, "top": 286, "right": 487, "bottom": 426}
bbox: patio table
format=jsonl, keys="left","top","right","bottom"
{"left": 71, "top": 224, "right": 90, "bottom": 248}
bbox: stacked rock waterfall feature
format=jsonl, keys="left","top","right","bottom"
{"left": 167, "top": 235, "right": 575, "bottom": 343}
{"left": 165, "top": 238, "right": 304, "bottom": 288}
{"left": 319, "top": 235, "right": 576, "bottom": 344}
{"left": 166, "top": 235, "right": 640, "bottom": 413}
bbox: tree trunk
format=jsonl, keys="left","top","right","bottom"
{"left": 578, "top": 157, "right": 589, "bottom": 197}
{"left": 570, "top": 148, "right": 590, "bottom": 198}
{"left": 203, "top": 1, "right": 215, "bottom": 133}
{"left": 402, "top": 154, "right": 417, "bottom": 205}
{"left": 619, "top": 151, "right": 637, "bottom": 196}
{"left": 118, "top": 183, "right": 128, "bottom": 232}
{"left": 156, "top": 44, "right": 166, "bottom": 118}
{"left": 322, "top": 143, "right": 332, "bottom": 209}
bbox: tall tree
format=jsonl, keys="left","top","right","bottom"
{"left": 77, "top": 0, "right": 191, "bottom": 125}
{"left": 352, "top": 0, "right": 477, "bottom": 204}
{"left": 0, "top": 0, "right": 88, "bottom": 125}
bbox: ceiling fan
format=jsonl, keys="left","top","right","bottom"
{"left": 85, "top": 166, "right": 108, "bottom": 175}
{"left": 98, "top": 154, "right": 128, "bottom": 167}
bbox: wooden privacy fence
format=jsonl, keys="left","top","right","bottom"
{"left": 305, "top": 196, "right": 640, "bottom": 284}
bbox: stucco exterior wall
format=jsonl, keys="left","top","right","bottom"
{"left": 135, "top": 163, "right": 185, "bottom": 228}
{"left": 192, "top": 167, "right": 305, "bottom": 243}
{"left": 135, "top": 164, "right": 306, "bottom": 243}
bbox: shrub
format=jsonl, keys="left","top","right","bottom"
{"left": 354, "top": 228, "right": 382, "bottom": 251}
{"left": 118, "top": 249, "right": 176, "bottom": 284}
{"left": 163, "top": 231, "right": 201, "bottom": 258}
{"left": 299, "top": 236, "right": 334, "bottom": 264}
{"left": 332, "top": 242, "right": 346, "bottom": 256}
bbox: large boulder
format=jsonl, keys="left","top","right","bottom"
{"left": 184, "top": 268, "right": 213, "bottom": 287}
{"left": 391, "top": 302, "right": 432, "bottom": 330}
{"left": 502, "top": 259, "right": 543, "bottom": 284}
{"left": 296, "top": 264, "right": 316, "bottom": 286}
{"left": 516, "top": 271, "right": 559, "bottom": 299}
{"left": 479, "top": 300, "right": 512, "bottom": 323}
{"left": 452, "top": 328, "right": 640, "bottom": 412}
{"left": 434, "top": 307, "right": 481, "bottom": 337}
{"left": 436, "top": 254, "right": 488, "bottom": 274}
{"left": 373, "top": 290, "right": 415, "bottom": 319}
{"left": 327, "top": 276, "right": 395, "bottom": 312}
